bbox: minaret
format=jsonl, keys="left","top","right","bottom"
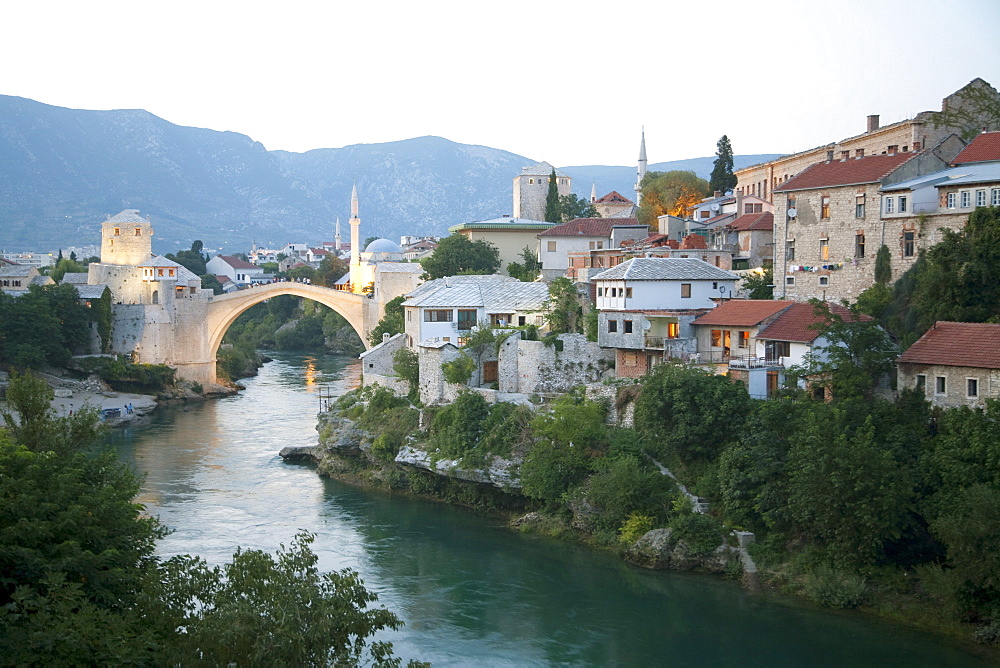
{"left": 335, "top": 217, "right": 342, "bottom": 251}
{"left": 590, "top": 182, "right": 597, "bottom": 203}
{"left": 635, "top": 128, "right": 647, "bottom": 206}
{"left": 349, "top": 184, "right": 360, "bottom": 267}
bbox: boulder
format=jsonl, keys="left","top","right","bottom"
{"left": 394, "top": 445, "right": 521, "bottom": 489}
{"left": 279, "top": 445, "right": 320, "bottom": 462}
{"left": 625, "top": 528, "right": 735, "bottom": 573}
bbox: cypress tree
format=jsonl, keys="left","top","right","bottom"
{"left": 874, "top": 244, "right": 892, "bottom": 285}
{"left": 709, "top": 135, "right": 737, "bottom": 194}
{"left": 544, "top": 169, "right": 561, "bottom": 223}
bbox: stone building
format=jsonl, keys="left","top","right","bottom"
{"left": 771, "top": 149, "right": 955, "bottom": 303}
{"left": 513, "top": 161, "right": 571, "bottom": 220}
{"left": 735, "top": 78, "right": 1000, "bottom": 203}
{"left": 897, "top": 322, "right": 1000, "bottom": 408}
{"left": 448, "top": 216, "right": 554, "bottom": 276}
{"left": 538, "top": 218, "right": 647, "bottom": 281}
{"left": 593, "top": 191, "right": 635, "bottom": 218}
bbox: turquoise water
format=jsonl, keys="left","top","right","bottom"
{"left": 112, "top": 352, "right": 991, "bottom": 666}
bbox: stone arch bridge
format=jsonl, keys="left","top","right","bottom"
{"left": 167, "top": 283, "right": 380, "bottom": 384}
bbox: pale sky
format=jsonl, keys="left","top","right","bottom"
{"left": 3, "top": 0, "right": 998, "bottom": 167}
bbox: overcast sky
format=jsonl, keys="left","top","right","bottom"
{"left": 4, "top": 0, "right": 998, "bottom": 167}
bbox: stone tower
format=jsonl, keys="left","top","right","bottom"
{"left": 512, "top": 162, "right": 571, "bottom": 221}
{"left": 100, "top": 209, "right": 153, "bottom": 266}
{"left": 635, "top": 128, "right": 647, "bottom": 206}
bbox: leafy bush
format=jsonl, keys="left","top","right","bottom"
{"left": 802, "top": 565, "right": 868, "bottom": 609}
{"left": 428, "top": 390, "right": 489, "bottom": 459}
{"left": 441, "top": 354, "right": 475, "bottom": 385}
{"left": 619, "top": 513, "right": 654, "bottom": 544}
{"left": 669, "top": 511, "right": 725, "bottom": 557}
{"left": 585, "top": 454, "right": 676, "bottom": 532}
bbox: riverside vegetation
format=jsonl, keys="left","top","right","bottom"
{"left": 314, "top": 303, "right": 1000, "bottom": 648}
{"left": 0, "top": 371, "right": 425, "bottom": 666}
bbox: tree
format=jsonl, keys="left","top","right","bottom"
{"left": 709, "top": 135, "right": 737, "bottom": 194}
{"left": 789, "top": 300, "right": 897, "bottom": 400}
{"left": 420, "top": 233, "right": 500, "bottom": 279}
{"left": 633, "top": 363, "right": 752, "bottom": 461}
{"left": 558, "top": 193, "right": 598, "bottom": 222}
{"left": 368, "top": 295, "right": 406, "bottom": 346}
{"left": 931, "top": 78, "right": 1000, "bottom": 141}
{"left": 200, "top": 273, "right": 224, "bottom": 294}
{"left": 166, "top": 241, "right": 207, "bottom": 276}
{"left": 544, "top": 169, "right": 561, "bottom": 223}
{"left": 0, "top": 283, "right": 90, "bottom": 368}
{"left": 638, "top": 171, "right": 710, "bottom": 227}
{"left": 50, "top": 257, "right": 85, "bottom": 283}
{"left": 874, "top": 243, "right": 892, "bottom": 285}
{"left": 316, "top": 254, "right": 349, "bottom": 287}
{"left": 544, "top": 277, "right": 582, "bottom": 334}
{"left": 741, "top": 267, "right": 773, "bottom": 299}
{"left": 392, "top": 348, "right": 419, "bottom": 399}
{"left": 506, "top": 245, "right": 542, "bottom": 282}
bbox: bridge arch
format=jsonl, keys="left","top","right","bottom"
{"left": 203, "top": 283, "right": 371, "bottom": 382}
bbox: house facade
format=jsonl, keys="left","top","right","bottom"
{"left": 448, "top": 216, "right": 554, "bottom": 276}
{"left": 897, "top": 321, "right": 1000, "bottom": 408}
{"left": 206, "top": 255, "right": 265, "bottom": 287}
{"left": 538, "top": 218, "right": 647, "bottom": 281}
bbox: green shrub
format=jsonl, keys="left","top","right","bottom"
{"left": 441, "top": 354, "right": 475, "bottom": 385}
{"left": 803, "top": 565, "right": 868, "bottom": 609}
{"left": 428, "top": 391, "right": 489, "bottom": 459}
{"left": 669, "top": 512, "right": 724, "bottom": 556}
{"left": 586, "top": 455, "right": 676, "bottom": 532}
{"left": 619, "top": 513, "right": 654, "bottom": 544}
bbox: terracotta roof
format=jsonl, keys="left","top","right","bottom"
{"left": 774, "top": 153, "right": 918, "bottom": 192}
{"left": 310, "top": 248, "right": 330, "bottom": 255}
{"left": 898, "top": 321, "right": 1000, "bottom": 369}
{"left": 680, "top": 234, "right": 708, "bottom": 249}
{"left": 952, "top": 132, "right": 1000, "bottom": 165}
{"left": 691, "top": 300, "right": 793, "bottom": 327}
{"left": 216, "top": 255, "right": 257, "bottom": 269}
{"left": 539, "top": 218, "right": 631, "bottom": 237}
{"left": 596, "top": 191, "right": 634, "bottom": 205}
{"left": 756, "top": 302, "right": 864, "bottom": 343}
{"left": 727, "top": 211, "right": 774, "bottom": 232}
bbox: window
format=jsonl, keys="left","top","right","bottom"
{"left": 786, "top": 239, "right": 795, "bottom": 261}
{"left": 819, "top": 276, "right": 829, "bottom": 286}
{"left": 625, "top": 287, "right": 633, "bottom": 298}
{"left": 903, "top": 230, "right": 916, "bottom": 257}
{"left": 787, "top": 194, "right": 797, "bottom": 219}
{"left": 841, "top": 150, "right": 850, "bottom": 160}
{"left": 961, "top": 191, "right": 971, "bottom": 208}
{"left": 993, "top": 189, "right": 1000, "bottom": 206}
{"left": 745, "top": 203, "right": 754, "bottom": 214}
{"left": 820, "top": 238, "right": 829, "bottom": 261}
{"left": 888, "top": 145, "right": 899, "bottom": 153}
{"left": 967, "top": 378, "right": 979, "bottom": 398}
{"left": 114, "top": 227, "right": 120, "bottom": 236}
{"left": 700, "top": 211, "right": 710, "bottom": 219}
{"left": 711, "top": 329, "right": 723, "bottom": 346}
{"left": 157, "top": 268, "right": 164, "bottom": 276}
{"left": 518, "top": 315, "right": 526, "bottom": 326}
{"left": 547, "top": 241, "right": 556, "bottom": 252}
{"left": 457, "top": 309, "right": 477, "bottom": 329}
{"left": 855, "top": 233, "right": 865, "bottom": 258}
{"left": 667, "top": 322, "right": 680, "bottom": 339}
{"left": 916, "top": 374, "right": 926, "bottom": 392}
{"left": 490, "top": 313, "right": 513, "bottom": 326}
{"left": 168, "top": 268, "right": 175, "bottom": 277}
{"left": 947, "top": 192, "right": 957, "bottom": 209}
{"left": 856, "top": 194, "right": 865, "bottom": 218}
{"left": 528, "top": 178, "right": 534, "bottom": 184}
{"left": 407, "top": 310, "right": 412, "bottom": 321}
{"left": 899, "top": 196, "right": 907, "bottom": 213}
{"left": 135, "top": 227, "right": 142, "bottom": 236}
{"left": 624, "top": 320, "right": 633, "bottom": 333}
{"left": 766, "top": 341, "right": 791, "bottom": 358}
{"left": 976, "top": 190, "right": 987, "bottom": 207}
{"left": 856, "top": 149, "right": 865, "bottom": 157}
{"left": 424, "top": 309, "right": 453, "bottom": 322}
{"left": 589, "top": 241, "right": 596, "bottom": 250}
{"left": 738, "top": 331, "right": 750, "bottom": 349}
{"left": 597, "top": 287, "right": 604, "bottom": 297}
{"left": 785, "top": 276, "right": 795, "bottom": 286}
{"left": 821, "top": 195, "right": 831, "bottom": 219}
{"left": 885, "top": 197, "right": 895, "bottom": 214}
{"left": 935, "top": 376, "right": 946, "bottom": 395}
{"left": 680, "top": 283, "right": 691, "bottom": 298}
{"left": 608, "top": 320, "right": 618, "bottom": 333}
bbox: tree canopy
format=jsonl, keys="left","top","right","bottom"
{"left": 544, "top": 169, "right": 561, "bottom": 223}
{"left": 0, "top": 283, "right": 91, "bottom": 368}
{"left": 165, "top": 241, "right": 207, "bottom": 276}
{"left": 709, "top": 135, "right": 737, "bottom": 194}
{"left": 420, "top": 233, "right": 500, "bottom": 279}
{"left": 506, "top": 246, "right": 542, "bottom": 282}
{"left": 557, "top": 193, "right": 598, "bottom": 222}
{"left": 638, "top": 171, "right": 710, "bottom": 227}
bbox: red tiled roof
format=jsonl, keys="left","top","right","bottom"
{"left": 216, "top": 275, "right": 231, "bottom": 284}
{"left": 692, "top": 300, "right": 793, "bottom": 327}
{"left": 774, "top": 153, "right": 918, "bottom": 192}
{"left": 596, "top": 191, "right": 634, "bottom": 205}
{"left": 756, "top": 302, "right": 865, "bottom": 343}
{"left": 310, "top": 248, "right": 330, "bottom": 255}
{"left": 539, "top": 218, "right": 637, "bottom": 237}
{"left": 952, "top": 132, "right": 1000, "bottom": 165}
{"left": 218, "top": 255, "right": 257, "bottom": 269}
{"left": 898, "top": 321, "right": 1000, "bottom": 369}
{"left": 727, "top": 211, "right": 774, "bottom": 232}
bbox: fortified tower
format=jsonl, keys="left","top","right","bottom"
{"left": 100, "top": 209, "right": 153, "bottom": 265}
{"left": 512, "top": 161, "right": 571, "bottom": 221}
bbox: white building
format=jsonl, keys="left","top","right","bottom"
{"left": 206, "top": 255, "right": 265, "bottom": 286}
{"left": 538, "top": 218, "right": 648, "bottom": 281}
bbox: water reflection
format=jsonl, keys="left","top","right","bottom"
{"left": 112, "top": 352, "right": 989, "bottom": 667}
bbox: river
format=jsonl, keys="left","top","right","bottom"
{"left": 111, "top": 352, "right": 989, "bottom": 666}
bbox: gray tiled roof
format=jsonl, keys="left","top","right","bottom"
{"left": 138, "top": 255, "right": 184, "bottom": 268}
{"left": 880, "top": 163, "right": 1000, "bottom": 192}
{"left": 591, "top": 257, "right": 738, "bottom": 282}
{"left": 520, "top": 161, "right": 568, "bottom": 178}
{"left": 76, "top": 284, "right": 109, "bottom": 299}
{"left": 61, "top": 272, "right": 90, "bottom": 284}
{"left": 404, "top": 275, "right": 548, "bottom": 311}
{"left": 105, "top": 209, "right": 149, "bottom": 225}
{"left": 377, "top": 262, "right": 424, "bottom": 273}
{"left": 0, "top": 264, "right": 36, "bottom": 277}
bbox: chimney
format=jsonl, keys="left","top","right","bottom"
{"left": 867, "top": 115, "right": 880, "bottom": 132}
{"left": 826, "top": 150, "right": 834, "bottom": 162}
{"left": 714, "top": 191, "right": 721, "bottom": 198}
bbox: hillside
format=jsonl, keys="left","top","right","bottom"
{"left": 0, "top": 95, "right": 780, "bottom": 253}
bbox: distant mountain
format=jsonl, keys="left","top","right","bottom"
{"left": 0, "top": 95, "right": 781, "bottom": 254}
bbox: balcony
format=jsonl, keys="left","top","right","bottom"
{"left": 728, "top": 355, "right": 782, "bottom": 369}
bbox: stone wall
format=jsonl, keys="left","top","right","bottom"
{"left": 418, "top": 343, "right": 461, "bottom": 405}
{"left": 898, "top": 362, "right": 1000, "bottom": 408}
{"left": 497, "top": 333, "right": 613, "bottom": 394}
{"left": 361, "top": 333, "right": 407, "bottom": 379}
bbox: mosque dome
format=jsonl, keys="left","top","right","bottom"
{"left": 364, "top": 238, "right": 403, "bottom": 254}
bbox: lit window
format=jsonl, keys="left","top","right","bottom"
{"left": 135, "top": 227, "right": 142, "bottom": 236}
{"left": 935, "top": 376, "right": 946, "bottom": 395}
{"left": 738, "top": 331, "right": 750, "bottom": 349}
{"left": 820, "top": 239, "right": 829, "bottom": 261}
{"left": 529, "top": 178, "right": 534, "bottom": 185}
{"left": 168, "top": 269, "right": 175, "bottom": 276}
{"left": 114, "top": 227, "right": 120, "bottom": 236}
{"left": 157, "top": 268, "right": 164, "bottom": 276}
{"left": 711, "top": 329, "right": 722, "bottom": 346}
{"left": 855, "top": 233, "right": 865, "bottom": 258}
{"left": 967, "top": 378, "right": 979, "bottom": 398}
{"left": 667, "top": 322, "right": 680, "bottom": 339}
{"left": 680, "top": 283, "right": 691, "bottom": 298}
